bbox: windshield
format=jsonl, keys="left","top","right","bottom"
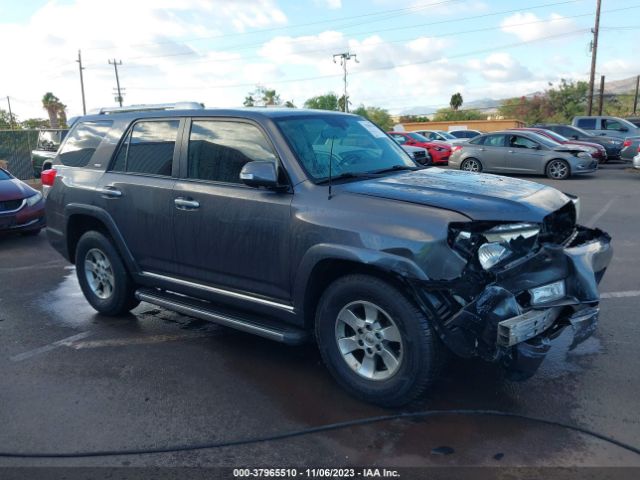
{"left": 570, "top": 125, "right": 592, "bottom": 137}
{"left": 537, "top": 129, "right": 568, "bottom": 142}
{"left": 37, "top": 130, "right": 66, "bottom": 151}
{"left": 525, "top": 132, "right": 561, "bottom": 148}
{"left": 437, "top": 131, "right": 457, "bottom": 140}
{"left": 275, "top": 114, "right": 415, "bottom": 181}
{"left": 408, "top": 132, "right": 430, "bottom": 142}
{"left": 0, "top": 168, "right": 12, "bottom": 180}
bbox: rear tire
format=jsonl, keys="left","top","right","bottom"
{"left": 461, "top": 158, "right": 482, "bottom": 173}
{"left": 546, "top": 159, "right": 570, "bottom": 179}
{"left": 315, "top": 274, "right": 443, "bottom": 407}
{"left": 75, "top": 230, "right": 139, "bottom": 316}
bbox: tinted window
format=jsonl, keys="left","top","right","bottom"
{"left": 58, "top": 121, "right": 112, "bottom": 167}
{"left": 187, "top": 120, "right": 277, "bottom": 184}
{"left": 408, "top": 132, "right": 429, "bottom": 142}
{"left": 603, "top": 119, "right": 624, "bottom": 131}
{"left": 390, "top": 134, "right": 407, "bottom": 144}
{"left": 468, "top": 135, "right": 485, "bottom": 145}
{"left": 577, "top": 118, "right": 596, "bottom": 129}
{"left": 0, "top": 169, "right": 12, "bottom": 180}
{"left": 112, "top": 120, "right": 179, "bottom": 176}
{"left": 555, "top": 126, "right": 575, "bottom": 137}
{"left": 37, "top": 130, "right": 66, "bottom": 151}
{"left": 483, "top": 134, "right": 506, "bottom": 147}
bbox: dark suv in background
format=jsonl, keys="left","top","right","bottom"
{"left": 44, "top": 108, "right": 612, "bottom": 406}
{"left": 31, "top": 128, "right": 68, "bottom": 177}
{"left": 533, "top": 124, "right": 623, "bottom": 159}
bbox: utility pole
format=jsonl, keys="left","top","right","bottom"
{"left": 586, "top": 0, "right": 602, "bottom": 116}
{"left": 333, "top": 52, "right": 358, "bottom": 113}
{"left": 77, "top": 50, "right": 87, "bottom": 115}
{"left": 598, "top": 75, "right": 605, "bottom": 115}
{"left": 6, "top": 96, "right": 14, "bottom": 129}
{"left": 108, "top": 58, "right": 124, "bottom": 107}
{"left": 633, "top": 75, "right": 639, "bottom": 115}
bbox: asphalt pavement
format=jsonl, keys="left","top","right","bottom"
{"left": 1, "top": 163, "right": 639, "bottom": 473}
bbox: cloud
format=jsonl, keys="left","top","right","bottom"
{"left": 500, "top": 12, "right": 575, "bottom": 42}
{"left": 467, "top": 53, "right": 533, "bottom": 82}
{"left": 315, "top": 0, "right": 342, "bottom": 9}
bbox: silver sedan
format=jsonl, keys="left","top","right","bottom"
{"left": 449, "top": 130, "right": 598, "bottom": 180}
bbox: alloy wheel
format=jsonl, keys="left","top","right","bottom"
{"left": 548, "top": 160, "right": 568, "bottom": 179}
{"left": 335, "top": 301, "right": 403, "bottom": 381}
{"left": 462, "top": 159, "right": 480, "bottom": 172}
{"left": 84, "top": 248, "right": 115, "bottom": 299}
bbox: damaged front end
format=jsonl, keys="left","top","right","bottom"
{"left": 417, "top": 201, "right": 612, "bottom": 380}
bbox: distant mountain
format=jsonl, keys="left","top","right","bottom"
{"left": 395, "top": 75, "right": 638, "bottom": 117}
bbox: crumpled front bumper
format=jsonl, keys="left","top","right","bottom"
{"left": 434, "top": 226, "right": 612, "bottom": 379}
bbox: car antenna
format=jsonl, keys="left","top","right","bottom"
{"left": 328, "top": 134, "right": 335, "bottom": 200}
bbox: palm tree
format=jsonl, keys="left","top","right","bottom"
{"left": 42, "top": 92, "right": 62, "bottom": 128}
{"left": 243, "top": 95, "right": 255, "bottom": 107}
{"left": 450, "top": 92, "right": 463, "bottom": 111}
{"left": 262, "top": 89, "right": 280, "bottom": 106}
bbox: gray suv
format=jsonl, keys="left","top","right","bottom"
{"left": 45, "top": 109, "right": 612, "bottom": 406}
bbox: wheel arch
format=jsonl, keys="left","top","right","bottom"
{"left": 64, "top": 204, "right": 139, "bottom": 274}
{"left": 293, "top": 244, "right": 429, "bottom": 329}
{"left": 545, "top": 157, "right": 572, "bottom": 178}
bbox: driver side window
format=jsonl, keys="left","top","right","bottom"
{"left": 509, "top": 135, "right": 538, "bottom": 149}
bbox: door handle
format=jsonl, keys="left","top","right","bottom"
{"left": 174, "top": 197, "right": 200, "bottom": 210}
{"left": 97, "top": 186, "right": 122, "bottom": 198}
{"left": 479, "top": 148, "right": 485, "bottom": 151}
{"left": 508, "top": 150, "right": 515, "bottom": 153}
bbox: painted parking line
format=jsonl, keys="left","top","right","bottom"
{"left": 586, "top": 197, "right": 617, "bottom": 227}
{"left": 9, "top": 331, "right": 92, "bottom": 362}
{"left": 600, "top": 290, "right": 640, "bottom": 299}
{"left": 70, "top": 332, "right": 213, "bottom": 349}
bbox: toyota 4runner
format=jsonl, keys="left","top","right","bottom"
{"left": 44, "top": 108, "right": 612, "bottom": 406}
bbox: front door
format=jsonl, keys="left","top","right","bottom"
{"left": 97, "top": 118, "right": 182, "bottom": 275}
{"left": 172, "top": 118, "right": 293, "bottom": 302}
{"left": 504, "top": 134, "right": 545, "bottom": 173}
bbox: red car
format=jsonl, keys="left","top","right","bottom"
{"left": 387, "top": 131, "right": 451, "bottom": 165}
{"left": 511, "top": 127, "right": 607, "bottom": 163}
{"left": 0, "top": 167, "right": 45, "bottom": 236}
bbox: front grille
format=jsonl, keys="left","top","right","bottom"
{"left": 413, "top": 151, "right": 426, "bottom": 160}
{"left": 0, "top": 199, "right": 23, "bottom": 212}
{"left": 539, "top": 201, "right": 576, "bottom": 244}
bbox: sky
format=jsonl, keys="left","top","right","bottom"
{"left": 0, "top": 0, "right": 639, "bottom": 120}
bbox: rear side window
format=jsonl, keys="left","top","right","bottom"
{"left": 58, "top": 121, "right": 112, "bottom": 167}
{"left": 483, "top": 134, "right": 506, "bottom": 147}
{"left": 187, "top": 120, "right": 277, "bottom": 184}
{"left": 112, "top": 120, "right": 179, "bottom": 176}
{"left": 576, "top": 118, "right": 596, "bottom": 129}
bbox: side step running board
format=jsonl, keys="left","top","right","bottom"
{"left": 135, "top": 289, "right": 308, "bottom": 345}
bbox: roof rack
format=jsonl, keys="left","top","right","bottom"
{"left": 93, "top": 102, "right": 205, "bottom": 115}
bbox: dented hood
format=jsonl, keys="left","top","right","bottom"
{"left": 344, "top": 168, "right": 571, "bottom": 222}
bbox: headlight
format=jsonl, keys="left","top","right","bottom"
{"left": 577, "top": 152, "right": 591, "bottom": 158}
{"left": 25, "top": 192, "right": 43, "bottom": 207}
{"left": 450, "top": 222, "right": 541, "bottom": 270}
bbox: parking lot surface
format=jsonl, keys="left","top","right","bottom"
{"left": 1, "top": 163, "right": 639, "bottom": 469}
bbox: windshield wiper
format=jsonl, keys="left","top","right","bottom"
{"left": 370, "top": 165, "right": 422, "bottom": 174}
{"left": 316, "top": 172, "right": 379, "bottom": 184}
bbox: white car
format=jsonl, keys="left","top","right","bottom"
{"left": 414, "top": 130, "right": 468, "bottom": 146}
{"left": 633, "top": 152, "right": 640, "bottom": 170}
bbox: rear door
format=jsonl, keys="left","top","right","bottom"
{"left": 96, "top": 118, "right": 182, "bottom": 275}
{"left": 504, "top": 134, "right": 546, "bottom": 173}
{"left": 472, "top": 134, "right": 507, "bottom": 172}
{"left": 172, "top": 118, "right": 293, "bottom": 302}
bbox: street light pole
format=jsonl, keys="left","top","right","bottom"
{"left": 333, "top": 52, "right": 358, "bottom": 113}
{"left": 77, "top": 50, "right": 87, "bottom": 115}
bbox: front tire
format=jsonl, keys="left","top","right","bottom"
{"left": 461, "top": 158, "right": 482, "bottom": 173}
{"left": 546, "top": 159, "right": 570, "bottom": 179}
{"left": 315, "top": 274, "right": 442, "bottom": 407}
{"left": 75, "top": 230, "right": 139, "bottom": 316}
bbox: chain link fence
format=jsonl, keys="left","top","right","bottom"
{"left": 0, "top": 129, "right": 39, "bottom": 180}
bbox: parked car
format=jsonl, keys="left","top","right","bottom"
{"left": 626, "top": 117, "right": 640, "bottom": 128}
{"left": 45, "top": 109, "right": 611, "bottom": 406}
{"left": 400, "top": 144, "right": 432, "bottom": 165}
{"left": 387, "top": 131, "right": 451, "bottom": 164}
{"left": 449, "top": 130, "right": 598, "bottom": 179}
{"left": 413, "top": 130, "right": 467, "bottom": 145}
{"left": 633, "top": 151, "right": 640, "bottom": 170}
{"left": 449, "top": 129, "right": 482, "bottom": 139}
{"left": 572, "top": 115, "right": 640, "bottom": 139}
{"left": 621, "top": 138, "right": 640, "bottom": 162}
{"left": 533, "top": 124, "right": 624, "bottom": 159}
{"left": 0, "top": 167, "right": 45, "bottom": 236}
{"left": 511, "top": 127, "right": 607, "bottom": 163}
{"left": 31, "top": 128, "right": 68, "bottom": 177}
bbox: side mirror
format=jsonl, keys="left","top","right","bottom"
{"left": 240, "top": 161, "right": 279, "bottom": 189}
{"left": 571, "top": 135, "right": 579, "bottom": 140}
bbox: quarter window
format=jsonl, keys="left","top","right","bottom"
{"left": 112, "top": 120, "right": 179, "bottom": 176}
{"left": 187, "top": 120, "right": 277, "bottom": 184}
{"left": 576, "top": 118, "right": 596, "bottom": 129}
{"left": 58, "top": 121, "right": 112, "bottom": 167}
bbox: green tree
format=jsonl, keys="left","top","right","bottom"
{"left": 433, "top": 108, "right": 484, "bottom": 121}
{"left": 497, "top": 95, "right": 552, "bottom": 124}
{"left": 545, "top": 79, "right": 588, "bottom": 123}
{"left": 352, "top": 105, "right": 393, "bottom": 131}
{"left": 398, "top": 115, "right": 430, "bottom": 123}
{"left": 283, "top": 100, "right": 296, "bottom": 108}
{"left": 0, "top": 109, "right": 18, "bottom": 129}
{"left": 41, "top": 92, "right": 66, "bottom": 128}
{"left": 261, "top": 89, "right": 281, "bottom": 106}
{"left": 449, "top": 92, "right": 463, "bottom": 111}
{"left": 243, "top": 95, "right": 255, "bottom": 107}
{"left": 304, "top": 93, "right": 340, "bottom": 111}
{"left": 21, "top": 118, "right": 49, "bottom": 129}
